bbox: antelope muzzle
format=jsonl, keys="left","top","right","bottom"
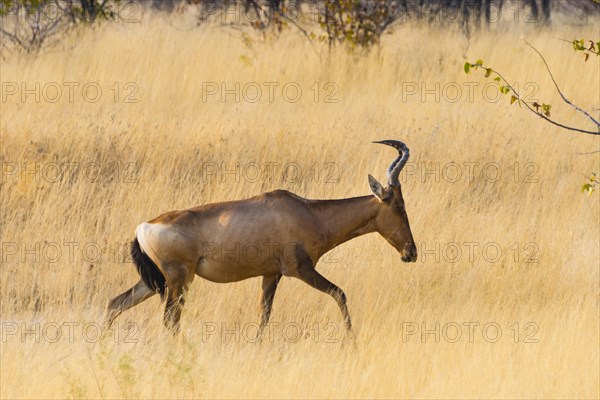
{"left": 401, "top": 243, "right": 418, "bottom": 262}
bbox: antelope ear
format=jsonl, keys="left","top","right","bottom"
{"left": 368, "top": 174, "right": 386, "bottom": 201}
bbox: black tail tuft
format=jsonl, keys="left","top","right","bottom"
{"left": 131, "top": 237, "right": 166, "bottom": 299}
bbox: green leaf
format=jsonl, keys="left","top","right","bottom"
{"left": 464, "top": 62, "right": 471, "bottom": 74}
{"left": 475, "top": 59, "right": 484, "bottom": 66}
{"left": 494, "top": 77, "right": 501, "bottom": 82}
{"left": 239, "top": 55, "right": 252, "bottom": 66}
{"left": 542, "top": 104, "right": 551, "bottom": 116}
{"left": 485, "top": 68, "right": 492, "bottom": 77}
{"left": 510, "top": 95, "right": 517, "bottom": 105}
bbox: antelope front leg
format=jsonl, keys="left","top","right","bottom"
{"left": 297, "top": 267, "right": 352, "bottom": 332}
{"left": 258, "top": 274, "right": 282, "bottom": 336}
{"left": 293, "top": 247, "right": 352, "bottom": 332}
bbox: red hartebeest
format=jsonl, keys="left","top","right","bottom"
{"left": 105, "top": 140, "right": 417, "bottom": 333}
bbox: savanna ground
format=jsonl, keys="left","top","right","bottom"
{"left": 0, "top": 7, "right": 599, "bottom": 399}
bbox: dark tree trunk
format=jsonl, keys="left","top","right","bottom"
{"left": 528, "top": 0, "right": 539, "bottom": 22}
{"left": 483, "top": 0, "right": 491, "bottom": 25}
{"left": 541, "top": 0, "right": 551, "bottom": 24}
{"left": 151, "top": 0, "right": 177, "bottom": 12}
{"left": 473, "top": 0, "right": 483, "bottom": 29}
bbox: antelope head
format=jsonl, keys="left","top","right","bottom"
{"left": 368, "top": 140, "right": 417, "bottom": 262}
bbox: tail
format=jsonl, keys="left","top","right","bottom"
{"left": 131, "top": 236, "right": 166, "bottom": 299}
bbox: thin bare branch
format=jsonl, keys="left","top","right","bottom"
{"left": 576, "top": 150, "right": 600, "bottom": 155}
{"left": 523, "top": 38, "right": 600, "bottom": 131}
{"left": 490, "top": 68, "right": 600, "bottom": 135}
{"left": 280, "top": 13, "right": 320, "bottom": 59}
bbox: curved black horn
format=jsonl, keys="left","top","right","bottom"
{"left": 373, "top": 140, "right": 410, "bottom": 187}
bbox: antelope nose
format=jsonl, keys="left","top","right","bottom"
{"left": 401, "top": 244, "right": 417, "bottom": 263}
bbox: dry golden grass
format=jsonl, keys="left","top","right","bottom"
{"left": 1, "top": 11, "right": 599, "bottom": 399}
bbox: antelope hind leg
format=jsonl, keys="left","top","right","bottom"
{"left": 105, "top": 279, "right": 155, "bottom": 329}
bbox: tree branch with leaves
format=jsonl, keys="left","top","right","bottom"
{"left": 464, "top": 38, "right": 599, "bottom": 135}
{"left": 464, "top": 37, "right": 600, "bottom": 195}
